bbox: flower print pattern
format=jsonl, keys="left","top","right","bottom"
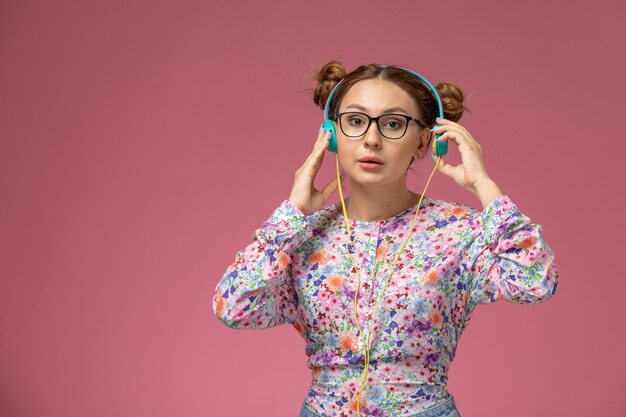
{"left": 213, "top": 195, "right": 558, "bottom": 416}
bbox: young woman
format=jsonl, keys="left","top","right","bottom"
{"left": 213, "top": 61, "right": 558, "bottom": 417}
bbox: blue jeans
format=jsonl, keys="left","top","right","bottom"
{"left": 298, "top": 395, "right": 461, "bottom": 417}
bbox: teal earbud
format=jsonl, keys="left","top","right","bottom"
{"left": 320, "top": 79, "right": 343, "bottom": 154}
{"left": 320, "top": 66, "right": 447, "bottom": 159}
{"left": 431, "top": 124, "right": 448, "bottom": 157}
{"left": 321, "top": 120, "right": 338, "bottom": 153}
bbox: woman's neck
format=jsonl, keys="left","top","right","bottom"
{"left": 337, "top": 182, "right": 421, "bottom": 222}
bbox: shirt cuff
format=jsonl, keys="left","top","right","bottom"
{"left": 259, "top": 200, "right": 310, "bottom": 252}
{"left": 480, "top": 195, "right": 528, "bottom": 243}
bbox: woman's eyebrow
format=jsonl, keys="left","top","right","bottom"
{"left": 344, "top": 104, "right": 411, "bottom": 114}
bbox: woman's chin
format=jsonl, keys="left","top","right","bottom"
{"left": 347, "top": 174, "right": 404, "bottom": 190}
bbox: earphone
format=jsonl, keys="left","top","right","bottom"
{"left": 320, "top": 66, "right": 448, "bottom": 158}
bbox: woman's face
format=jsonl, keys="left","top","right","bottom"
{"left": 336, "top": 79, "right": 430, "bottom": 189}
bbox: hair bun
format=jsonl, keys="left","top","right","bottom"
{"left": 312, "top": 61, "right": 347, "bottom": 110}
{"left": 436, "top": 82, "right": 467, "bottom": 122}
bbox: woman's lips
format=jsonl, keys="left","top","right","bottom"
{"left": 358, "top": 160, "right": 383, "bottom": 170}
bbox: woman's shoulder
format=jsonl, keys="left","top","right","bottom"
{"left": 422, "top": 195, "right": 479, "bottom": 214}
{"left": 419, "top": 196, "right": 482, "bottom": 229}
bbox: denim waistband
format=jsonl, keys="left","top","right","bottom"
{"left": 298, "top": 394, "right": 460, "bottom": 417}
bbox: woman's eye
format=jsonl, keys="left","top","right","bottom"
{"left": 349, "top": 117, "right": 366, "bottom": 126}
{"left": 384, "top": 120, "right": 403, "bottom": 129}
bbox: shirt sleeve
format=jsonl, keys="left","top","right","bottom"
{"left": 212, "top": 200, "right": 312, "bottom": 329}
{"left": 462, "top": 195, "right": 559, "bottom": 309}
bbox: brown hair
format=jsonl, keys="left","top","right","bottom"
{"left": 312, "top": 61, "right": 467, "bottom": 127}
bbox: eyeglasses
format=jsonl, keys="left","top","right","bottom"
{"left": 336, "top": 112, "right": 426, "bottom": 140}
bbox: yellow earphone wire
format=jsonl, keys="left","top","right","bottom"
{"left": 334, "top": 154, "right": 442, "bottom": 416}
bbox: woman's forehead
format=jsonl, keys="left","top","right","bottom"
{"left": 340, "top": 79, "right": 419, "bottom": 115}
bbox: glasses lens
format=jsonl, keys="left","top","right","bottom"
{"left": 378, "top": 114, "right": 408, "bottom": 139}
{"left": 340, "top": 113, "right": 369, "bottom": 137}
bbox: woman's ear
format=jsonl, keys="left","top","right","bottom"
{"left": 414, "top": 128, "right": 432, "bottom": 160}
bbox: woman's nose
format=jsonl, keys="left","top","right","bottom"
{"left": 363, "top": 121, "right": 382, "bottom": 148}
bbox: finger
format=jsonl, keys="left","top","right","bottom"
{"left": 436, "top": 157, "right": 461, "bottom": 181}
{"left": 320, "top": 176, "right": 340, "bottom": 200}
{"left": 432, "top": 135, "right": 447, "bottom": 154}
{"left": 302, "top": 130, "right": 331, "bottom": 168}
{"left": 433, "top": 118, "right": 473, "bottom": 138}
{"left": 311, "top": 135, "right": 330, "bottom": 170}
{"left": 432, "top": 129, "right": 469, "bottom": 154}
{"left": 433, "top": 120, "right": 478, "bottom": 146}
{"left": 302, "top": 131, "right": 331, "bottom": 176}
{"left": 313, "top": 130, "right": 332, "bottom": 158}
{"left": 316, "top": 127, "right": 329, "bottom": 145}
{"left": 321, "top": 130, "right": 332, "bottom": 147}
{"left": 305, "top": 130, "right": 329, "bottom": 165}
{"left": 435, "top": 117, "right": 462, "bottom": 127}
{"left": 433, "top": 130, "right": 476, "bottom": 153}
{"left": 432, "top": 123, "right": 466, "bottom": 138}
{"left": 313, "top": 130, "right": 332, "bottom": 151}
{"left": 434, "top": 117, "right": 454, "bottom": 125}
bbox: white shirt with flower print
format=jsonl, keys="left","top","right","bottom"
{"left": 213, "top": 195, "right": 558, "bottom": 417}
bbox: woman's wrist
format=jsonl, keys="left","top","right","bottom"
{"left": 288, "top": 198, "right": 309, "bottom": 216}
{"left": 473, "top": 177, "right": 504, "bottom": 209}
{"left": 287, "top": 199, "right": 307, "bottom": 216}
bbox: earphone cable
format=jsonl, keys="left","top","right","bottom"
{"left": 335, "top": 154, "right": 442, "bottom": 417}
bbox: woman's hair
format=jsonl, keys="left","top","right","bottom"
{"left": 312, "top": 61, "right": 467, "bottom": 127}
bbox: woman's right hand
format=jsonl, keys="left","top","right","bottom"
{"left": 288, "top": 128, "right": 340, "bottom": 216}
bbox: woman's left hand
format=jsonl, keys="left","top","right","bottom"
{"left": 431, "top": 117, "right": 504, "bottom": 208}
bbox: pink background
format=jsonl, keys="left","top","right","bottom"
{"left": 1, "top": 1, "right": 624, "bottom": 416}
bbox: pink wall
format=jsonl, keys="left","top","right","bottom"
{"left": 1, "top": 1, "right": 624, "bottom": 416}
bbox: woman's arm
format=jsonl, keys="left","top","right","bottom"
{"left": 429, "top": 118, "right": 558, "bottom": 305}
{"left": 462, "top": 195, "right": 559, "bottom": 307}
{"left": 214, "top": 128, "right": 337, "bottom": 329}
{"left": 212, "top": 200, "right": 311, "bottom": 329}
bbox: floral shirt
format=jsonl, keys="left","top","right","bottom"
{"left": 212, "top": 195, "right": 558, "bottom": 417}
